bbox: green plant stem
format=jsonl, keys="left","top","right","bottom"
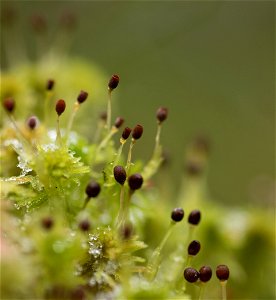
{"left": 98, "top": 126, "right": 118, "bottom": 150}
{"left": 198, "top": 282, "right": 205, "bottom": 300}
{"left": 221, "top": 281, "right": 227, "bottom": 300}
{"left": 82, "top": 196, "right": 90, "bottom": 209}
{"left": 44, "top": 91, "right": 53, "bottom": 125}
{"left": 145, "top": 222, "right": 176, "bottom": 281}
{"left": 126, "top": 139, "right": 135, "bottom": 174}
{"left": 115, "top": 185, "right": 125, "bottom": 228}
{"left": 107, "top": 89, "right": 112, "bottom": 131}
{"left": 55, "top": 116, "right": 62, "bottom": 146}
{"left": 114, "top": 138, "right": 127, "bottom": 166}
{"left": 142, "top": 123, "right": 163, "bottom": 180}
{"left": 66, "top": 101, "right": 80, "bottom": 140}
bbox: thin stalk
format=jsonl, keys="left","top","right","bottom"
{"left": 55, "top": 116, "right": 62, "bottom": 146}
{"left": 115, "top": 185, "right": 125, "bottom": 228}
{"left": 44, "top": 91, "right": 53, "bottom": 126}
{"left": 145, "top": 222, "right": 176, "bottom": 281}
{"left": 98, "top": 126, "right": 118, "bottom": 150}
{"left": 114, "top": 138, "right": 126, "bottom": 166}
{"left": 107, "top": 90, "right": 112, "bottom": 131}
{"left": 66, "top": 102, "right": 80, "bottom": 139}
{"left": 198, "top": 282, "right": 205, "bottom": 300}
{"left": 125, "top": 139, "right": 135, "bottom": 174}
{"left": 8, "top": 115, "right": 30, "bottom": 147}
{"left": 221, "top": 281, "right": 227, "bottom": 300}
{"left": 82, "top": 197, "right": 90, "bottom": 209}
{"left": 154, "top": 123, "right": 162, "bottom": 153}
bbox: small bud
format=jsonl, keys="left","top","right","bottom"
{"left": 171, "top": 208, "right": 184, "bottom": 222}
{"left": 188, "top": 210, "right": 201, "bottom": 225}
{"left": 100, "top": 111, "right": 107, "bottom": 121}
{"left": 79, "top": 219, "right": 90, "bottom": 232}
{"left": 132, "top": 124, "right": 143, "bottom": 140}
{"left": 199, "top": 266, "right": 212, "bottom": 282}
{"left": 128, "top": 173, "right": 143, "bottom": 191}
{"left": 3, "top": 97, "right": 15, "bottom": 113}
{"left": 55, "top": 99, "right": 66, "bottom": 116}
{"left": 30, "top": 14, "right": 47, "bottom": 33}
{"left": 188, "top": 240, "right": 201, "bottom": 256}
{"left": 27, "top": 116, "right": 38, "bottom": 130}
{"left": 192, "top": 136, "right": 210, "bottom": 155}
{"left": 46, "top": 79, "right": 55, "bottom": 91}
{"left": 216, "top": 265, "right": 230, "bottom": 281}
{"left": 184, "top": 267, "right": 199, "bottom": 283}
{"left": 114, "top": 117, "right": 124, "bottom": 129}
{"left": 120, "top": 223, "right": 133, "bottom": 240}
{"left": 85, "top": 181, "right": 101, "bottom": 198}
{"left": 60, "top": 11, "right": 77, "bottom": 31}
{"left": 77, "top": 90, "right": 88, "bottom": 104}
{"left": 185, "top": 161, "right": 203, "bottom": 176}
{"left": 108, "top": 74, "right": 120, "bottom": 90}
{"left": 41, "top": 217, "right": 54, "bottom": 230}
{"left": 156, "top": 107, "right": 168, "bottom": 123}
{"left": 1, "top": 6, "right": 16, "bottom": 27}
{"left": 121, "top": 127, "right": 132, "bottom": 140}
{"left": 113, "top": 165, "right": 127, "bottom": 185}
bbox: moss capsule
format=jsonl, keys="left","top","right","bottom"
{"left": 128, "top": 173, "right": 143, "bottom": 191}
{"left": 188, "top": 210, "right": 201, "bottom": 225}
{"left": 108, "top": 74, "right": 120, "bottom": 90}
{"left": 216, "top": 265, "right": 230, "bottom": 281}
{"left": 184, "top": 267, "right": 199, "bottom": 283}
{"left": 156, "top": 107, "right": 168, "bottom": 123}
{"left": 132, "top": 124, "right": 143, "bottom": 140}
{"left": 55, "top": 99, "right": 66, "bottom": 116}
{"left": 199, "top": 266, "right": 212, "bottom": 282}
{"left": 77, "top": 90, "right": 88, "bottom": 104}
{"left": 171, "top": 207, "right": 184, "bottom": 222}
{"left": 85, "top": 181, "right": 101, "bottom": 198}
{"left": 188, "top": 240, "right": 201, "bottom": 256}
{"left": 3, "top": 97, "right": 15, "bottom": 113}
{"left": 113, "top": 165, "right": 127, "bottom": 185}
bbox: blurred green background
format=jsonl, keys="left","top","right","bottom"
{"left": 1, "top": 0, "right": 275, "bottom": 208}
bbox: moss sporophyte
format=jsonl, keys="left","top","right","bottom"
{"left": 1, "top": 73, "right": 231, "bottom": 300}
{"left": 1, "top": 7, "right": 275, "bottom": 300}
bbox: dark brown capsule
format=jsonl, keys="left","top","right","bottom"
{"left": 128, "top": 173, "right": 143, "bottom": 191}
{"left": 188, "top": 240, "right": 201, "bottom": 256}
{"left": 27, "top": 116, "right": 38, "bottom": 130}
{"left": 85, "top": 181, "right": 101, "bottom": 198}
{"left": 30, "top": 14, "right": 47, "bottom": 33}
{"left": 122, "top": 127, "right": 132, "bottom": 140}
{"left": 199, "top": 266, "right": 212, "bottom": 282}
{"left": 46, "top": 79, "right": 55, "bottom": 91}
{"left": 192, "top": 135, "right": 210, "bottom": 155}
{"left": 216, "top": 265, "right": 230, "bottom": 281}
{"left": 156, "top": 107, "right": 168, "bottom": 123}
{"left": 188, "top": 210, "right": 201, "bottom": 225}
{"left": 100, "top": 111, "right": 107, "bottom": 121}
{"left": 114, "top": 117, "right": 124, "bottom": 129}
{"left": 60, "top": 11, "right": 77, "bottom": 31}
{"left": 120, "top": 223, "right": 133, "bottom": 240}
{"left": 171, "top": 208, "right": 184, "bottom": 222}
{"left": 41, "top": 217, "right": 54, "bottom": 230}
{"left": 113, "top": 165, "right": 127, "bottom": 185}
{"left": 1, "top": 6, "right": 16, "bottom": 27}
{"left": 185, "top": 161, "right": 203, "bottom": 176}
{"left": 55, "top": 99, "right": 66, "bottom": 116}
{"left": 132, "top": 124, "right": 143, "bottom": 140}
{"left": 184, "top": 267, "right": 199, "bottom": 283}
{"left": 79, "top": 219, "right": 91, "bottom": 232}
{"left": 108, "top": 74, "right": 120, "bottom": 90}
{"left": 3, "top": 97, "right": 15, "bottom": 113}
{"left": 77, "top": 90, "right": 88, "bottom": 104}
